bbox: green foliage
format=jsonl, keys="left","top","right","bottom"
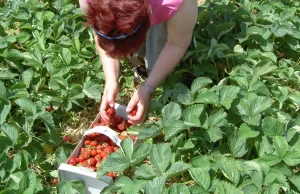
{"left": 1, "top": 0, "right": 300, "bottom": 193}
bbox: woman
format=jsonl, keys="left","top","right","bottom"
{"left": 79, "top": 0, "right": 198, "bottom": 125}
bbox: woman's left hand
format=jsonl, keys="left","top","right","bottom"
{"left": 126, "top": 85, "right": 152, "bottom": 125}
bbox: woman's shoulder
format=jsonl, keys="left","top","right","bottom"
{"left": 79, "top": 0, "right": 89, "bottom": 14}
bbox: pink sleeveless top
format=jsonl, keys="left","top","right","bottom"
{"left": 86, "top": 0, "right": 183, "bottom": 26}
{"left": 149, "top": 0, "right": 183, "bottom": 25}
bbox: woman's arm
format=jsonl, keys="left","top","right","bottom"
{"left": 144, "top": 0, "right": 198, "bottom": 90}
{"left": 79, "top": 0, "right": 120, "bottom": 120}
{"left": 126, "top": 0, "right": 198, "bottom": 123}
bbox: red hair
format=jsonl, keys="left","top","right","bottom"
{"left": 86, "top": 0, "right": 151, "bottom": 59}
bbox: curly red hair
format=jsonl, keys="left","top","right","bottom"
{"left": 86, "top": 0, "right": 151, "bottom": 59}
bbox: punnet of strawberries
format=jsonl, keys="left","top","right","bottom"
{"left": 67, "top": 132, "right": 117, "bottom": 179}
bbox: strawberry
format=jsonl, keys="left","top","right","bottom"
{"left": 101, "top": 151, "right": 108, "bottom": 159}
{"left": 113, "top": 146, "right": 119, "bottom": 152}
{"left": 95, "top": 154, "right": 102, "bottom": 162}
{"left": 100, "top": 118, "right": 110, "bottom": 126}
{"left": 82, "top": 150, "right": 91, "bottom": 159}
{"left": 68, "top": 158, "right": 78, "bottom": 166}
{"left": 91, "top": 150, "right": 98, "bottom": 157}
{"left": 88, "top": 132, "right": 96, "bottom": 139}
{"left": 84, "top": 140, "right": 91, "bottom": 145}
{"left": 52, "top": 178, "right": 58, "bottom": 185}
{"left": 90, "top": 141, "right": 98, "bottom": 147}
{"left": 88, "top": 158, "right": 97, "bottom": 166}
{"left": 130, "top": 107, "right": 137, "bottom": 116}
{"left": 45, "top": 104, "right": 53, "bottom": 112}
{"left": 106, "top": 108, "right": 115, "bottom": 116}
{"left": 104, "top": 146, "right": 114, "bottom": 154}
{"left": 131, "top": 135, "right": 137, "bottom": 142}
{"left": 63, "top": 135, "right": 70, "bottom": 142}
{"left": 117, "top": 123, "right": 127, "bottom": 131}
{"left": 81, "top": 160, "right": 88, "bottom": 167}
{"left": 107, "top": 172, "right": 116, "bottom": 179}
{"left": 115, "top": 116, "right": 124, "bottom": 124}
{"left": 78, "top": 155, "right": 85, "bottom": 162}
{"left": 96, "top": 145, "right": 103, "bottom": 150}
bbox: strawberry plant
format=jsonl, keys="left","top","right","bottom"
{"left": 0, "top": 0, "right": 299, "bottom": 193}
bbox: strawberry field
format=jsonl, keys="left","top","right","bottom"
{"left": 0, "top": 0, "right": 300, "bottom": 193}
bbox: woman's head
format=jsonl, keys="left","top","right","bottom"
{"left": 86, "top": 0, "right": 151, "bottom": 59}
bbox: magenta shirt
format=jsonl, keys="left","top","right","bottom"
{"left": 86, "top": 0, "right": 183, "bottom": 26}
{"left": 149, "top": 0, "right": 183, "bottom": 25}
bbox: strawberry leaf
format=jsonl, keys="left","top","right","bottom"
{"left": 283, "top": 151, "right": 300, "bottom": 166}
{"left": 215, "top": 181, "right": 243, "bottom": 194}
{"left": 121, "top": 137, "right": 133, "bottom": 160}
{"left": 273, "top": 136, "right": 289, "bottom": 158}
{"left": 162, "top": 102, "right": 182, "bottom": 126}
{"left": 168, "top": 183, "right": 189, "bottom": 194}
{"left": 262, "top": 117, "right": 285, "bottom": 138}
{"left": 144, "top": 176, "right": 166, "bottom": 194}
{"left": 149, "top": 143, "right": 171, "bottom": 174}
{"left": 131, "top": 143, "right": 152, "bottom": 164}
{"left": 183, "top": 104, "right": 204, "bottom": 127}
{"left": 189, "top": 168, "right": 210, "bottom": 191}
{"left": 134, "top": 164, "right": 159, "bottom": 180}
{"left": 164, "top": 120, "right": 188, "bottom": 141}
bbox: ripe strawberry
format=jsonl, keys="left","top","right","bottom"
{"left": 81, "top": 148, "right": 87, "bottom": 153}
{"left": 88, "top": 133, "right": 96, "bottom": 139}
{"left": 117, "top": 123, "right": 127, "bottom": 131}
{"left": 82, "top": 150, "right": 91, "bottom": 159}
{"left": 78, "top": 155, "right": 85, "bottom": 162}
{"left": 90, "top": 141, "right": 98, "bottom": 147}
{"left": 115, "top": 116, "right": 124, "bottom": 124}
{"left": 104, "top": 146, "right": 114, "bottom": 154}
{"left": 52, "top": 178, "right": 58, "bottom": 185}
{"left": 107, "top": 172, "right": 115, "bottom": 179}
{"left": 100, "top": 118, "right": 110, "bottom": 126}
{"left": 91, "top": 150, "right": 98, "bottom": 157}
{"left": 101, "top": 151, "right": 108, "bottom": 159}
{"left": 45, "top": 104, "right": 53, "bottom": 112}
{"left": 99, "top": 135, "right": 110, "bottom": 143}
{"left": 81, "top": 160, "right": 88, "bottom": 167}
{"left": 68, "top": 158, "right": 78, "bottom": 166}
{"left": 119, "top": 131, "right": 128, "bottom": 140}
{"left": 125, "top": 120, "right": 132, "bottom": 127}
{"left": 88, "top": 158, "right": 97, "bottom": 166}
{"left": 84, "top": 140, "right": 91, "bottom": 145}
{"left": 106, "top": 108, "right": 115, "bottom": 116}
{"left": 63, "top": 135, "right": 70, "bottom": 142}
{"left": 95, "top": 154, "right": 102, "bottom": 162}
{"left": 130, "top": 107, "right": 137, "bottom": 116}
{"left": 96, "top": 145, "right": 103, "bottom": 150}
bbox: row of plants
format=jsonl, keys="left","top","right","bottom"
{"left": 0, "top": 0, "right": 299, "bottom": 193}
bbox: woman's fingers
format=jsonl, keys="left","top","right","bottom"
{"left": 126, "top": 91, "right": 139, "bottom": 113}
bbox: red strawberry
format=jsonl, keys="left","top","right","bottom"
{"left": 84, "top": 140, "right": 91, "bottom": 145}
{"left": 104, "top": 146, "right": 114, "bottom": 154}
{"left": 90, "top": 141, "right": 98, "bottom": 147}
{"left": 107, "top": 172, "right": 116, "bottom": 179}
{"left": 117, "top": 123, "right": 127, "bottom": 131}
{"left": 88, "top": 158, "right": 97, "bottom": 166}
{"left": 130, "top": 107, "right": 137, "bottom": 116}
{"left": 45, "top": 104, "right": 53, "bottom": 112}
{"left": 52, "top": 178, "right": 58, "bottom": 185}
{"left": 95, "top": 154, "right": 102, "bottom": 162}
{"left": 78, "top": 155, "right": 85, "bottom": 162}
{"left": 91, "top": 150, "right": 98, "bottom": 157}
{"left": 101, "top": 151, "right": 108, "bottom": 159}
{"left": 81, "top": 160, "right": 88, "bottom": 167}
{"left": 68, "top": 158, "right": 78, "bottom": 166}
{"left": 106, "top": 108, "right": 115, "bottom": 116}
{"left": 82, "top": 150, "right": 91, "bottom": 159}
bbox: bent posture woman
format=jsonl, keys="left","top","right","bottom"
{"left": 79, "top": 0, "right": 198, "bottom": 124}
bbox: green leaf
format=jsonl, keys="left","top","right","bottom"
{"left": 138, "top": 125, "right": 162, "bottom": 139}
{"left": 162, "top": 102, "right": 182, "bottom": 126}
{"left": 219, "top": 86, "right": 240, "bottom": 109}
{"left": 208, "top": 22, "right": 236, "bottom": 40}
{"left": 150, "top": 143, "right": 171, "bottom": 173}
{"left": 114, "top": 177, "right": 142, "bottom": 194}
{"left": 289, "top": 92, "right": 300, "bottom": 106}
{"left": 204, "top": 127, "right": 223, "bottom": 142}
{"left": 215, "top": 157, "right": 240, "bottom": 185}
{"left": 273, "top": 136, "right": 289, "bottom": 158}
{"left": 289, "top": 175, "right": 300, "bottom": 191}
{"left": 38, "top": 111, "right": 61, "bottom": 145}
{"left": 238, "top": 123, "right": 260, "bottom": 139}
{"left": 53, "top": 21, "right": 64, "bottom": 39}
{"left": 144, "top": 176, "right": 166, "bottom": 194}
{"left": 283, "top": 151, "right": 300, "bottom": 166}
{"left": 55, "top": 146, "right": 72, "bottom": 166}
{"left": 216, "top": 181, "right": 243, "bottom": 194}
{"left": 262, "top": 117, "right": 285, "bottom": 138}
{"left": 18, "top": 169, "right": 36, "bottom": 194}
{"left": 56, "top": 180, "right": 85, "bottom": 194}
{"left": 258, "top": 154, "right": 282, "bottom": 166}
{"left": 121, "top": 137, "right": 133, "bottom": 160}
{"left": 131, "top": 143, "right": 152, "bottom": 164}
{"left": 135, "top": 164, "right": 159, "bottom": 180}
{"left": 183, "top": 104, "right": 204, "bottom": 127}
{"left": 229, "top": 133, "right": 248, "bottom": 158}
{"left": 100, "top": 151, "right": 130, "bottom": 172}
{"left": 237, "top": 96, "right": 272, "bottom": 117}
{"left": 22, "top": 69, "right": 33, "bottom": 88}
{"left": 165, "top": 162, "right": 191, "bottom": 177}
{"left": 191, "top": 156, "right": 210, "bottom": 170}
{"left": 0, "top": 81, "right": 7, "bottom": 99}
{"left": 190, "top": 77, "right": 212, "bottom": 94}
{"left": 168, "top": 184, "right": 190, "bottom": 194}
{"left": 194, "top": 91, "right": 219, "bottom": 104}
{"left": 60, "top": 48, "right": 72, "bottom": 65}
{"left": 263, "top": 184, "right": 280, "bottom": 194}
{"left": 1, "top": 124, "right": 18, "bottom": 145}
{"left": 15, "top": 98, "right": 36, "bottom": 115}
{"left": 189, "top": 168, "right": 210, "bottom": 191}
{"left": 83, "top": 80, "right": 103, "bottom": 101}
{"left": 0, "top": 98, "right": 11, "bottom": 125}
{"left": 203, "top": 110, "right": 227, "bottom": 129}
{"left": 165, "top": 120, "right": 188, "bottom": 141}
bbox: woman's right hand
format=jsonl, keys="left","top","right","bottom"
{"left": 100, "top": 80, "right": 118, "bottom": 121}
